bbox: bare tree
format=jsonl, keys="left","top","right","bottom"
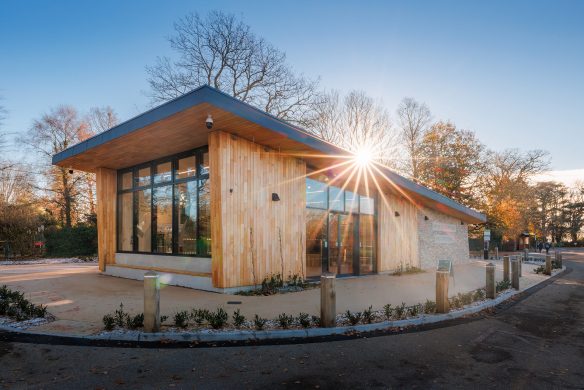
{"left": 146, "top": 11, "right": 321, "bottom": 127}
{"left": 396, "top": 98, "right": 431, "bottom": 180}
{"left": 19, "top": 106, "right": 90, "bottom": 228}
{"left": 0, "top": 97, "right": 7, "bottom": 153}
{"left": 311, "top": 90, "right": 399, "bottom": 167}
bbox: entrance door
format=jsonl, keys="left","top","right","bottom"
{"left": 328, "top": 212, "right": 355, "bottom": 275}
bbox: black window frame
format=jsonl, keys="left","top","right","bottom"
{"left": 116, "top": 146, "right": 210, "bottom": 258}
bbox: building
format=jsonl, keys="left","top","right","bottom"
{"left": 52, "top": 86, "right": 486, "bottom": 293}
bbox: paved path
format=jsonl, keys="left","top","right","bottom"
{"left": 0, "top": 259, "right": 546, "bottom": 335}
{"left": 0, "top": 250, "right": 582, "bottom": 389}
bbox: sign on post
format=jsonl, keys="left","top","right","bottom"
{"left": 484, "top": 229, "right": 491, "bottom": 241}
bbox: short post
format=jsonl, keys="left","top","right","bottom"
{"left": 436, "top": 271, "right": 450, "bottom": 313}
{"left": 144, "top": 271, "right": 160, "bottom": 333}
{"left": 495, "top": 246, "right": 499, "bottom": 260}
{"left": 558, "top": 252, "right": 563, "bottom": 268}
{"left": 320, "top": 274, "right": 336, "bottom": 327}
{"left": 486, "top": 263, "right": 495, "bottom": 299}
{"left": 503, "top": 255, "right": 510, "bottom": 282}
{"left": 545, "top": 254, "right": 552, "bottom": 275}
{"left": 518, "top": 254, "right": 522, "bottom": 277}
{"left": 511, "top": 259, "right": 520, "bottom": 290}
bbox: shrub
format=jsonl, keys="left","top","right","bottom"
{"left": 102, "top": 314, "right": 115, "bottom": 330}
{"left": 362, "top": 305, "right": 375, "bottom": 324}
{"left": 114, "top": 303, "right": 129, "bottom": 327}
{"left": 232, "top": 309, "right": 246, "bottom": 328}
{"left": 287, "top": 274, "right": 307, "bottom": 288}
{"left": 496, "top": 280, "right": 511, "bottom": 293}
{"left": 346, "top": 310, "right": 362, "bottom": 326}
{"left": 173, "top": 310, "right": 189, "bottom": 328}
{"left": 407, "top": 304, "right": 420, "bottom": 317}
{"left": 297, "top": 312, "right": 310, "bottom": 328}
{"left": 191, "top": 308, "right": 209, "bottom": 326}
{"left": 473, "top": 289, "right": 485, "bottom": 301}
{"left": 207, "top": 308, "right": 229, "bottom": 329}
{"left": 260, "top": 274, "right": 284, "bottom": 295}
{"left": 394, "top": 303, "right": 407, "bottom": 319}
{"left": 277, "top": 313, "right": 293, "bottom": 329}
{"left": 44, "top": 225, "right": 97, "bottom": 257}
{"left": 160, "top": 315, "right": 168, "bottom": 324}
{"left": 311, "top": 315, "right": 322, "bottom": 327}
{"left": 383, "top": 304, "right": 393, "bottom": 320}
{"left": 126, "top": 313, "right": 144, "bottom": 329}
{"left": 423, "top": 300, "right": 436, "bottom": 314}
{"left": 253, "top": 314, "right": 267, "bottom": 330}
{"left": 460, "top": 292, "right": 473, "bottom": 306}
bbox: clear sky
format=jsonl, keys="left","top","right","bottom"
{"left": 1, "top": 0, "right": 583, "bottom": 174}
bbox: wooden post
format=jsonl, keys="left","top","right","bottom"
{"left": 545, "top": 254, "right": 552, "bottom": 275}
{"left": 558, "top": 252, "right": 563, "bottom": 268}
{"left": 144, "top": 271, "right": 160, "bottom": 333}
{"left": 511, "top": 259, "right": 519, "bottom": 290}
{"left": 495, "top": 247, "right": 499, "bottom": 260}
{"left": 320, "top": 274, "right": 336, "bottom": 327}
{"left": 518, "top": 254, "right": 522, "bottom": 277}
{"left": 486, "top": 263, "right": 495, "bottom": 299}
{"left": 436, "top": 271, "right": 450, "bottom": 313}
{"left": 503, "top": 256, "right": 510, "bottom": 282}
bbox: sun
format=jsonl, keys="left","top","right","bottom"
{"left": 354, "top": 146, "right": 373, "bottom": 167}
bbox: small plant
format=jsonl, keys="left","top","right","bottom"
{"left": 102, "top": 314, "right": 115, "bottom": 330}
{"left": 297, "top": 312, "right": 311, "bottom": 328}
{"left": 383, "top": 304, "right": 393, "bottom": 320}
{"left": 160, "top": 315, "right": 168, "bottom": 324}
{"left": 460, "top": 292, "right": 473, "bottom": 306}
{"left": 207, "top": 308, "right": 229, "bottom": 329}
{"left": 362, "top": 305, "right": 375, "bottom": 324}
{"left": 449, "top": 295, "right": 462, "bottom": 309}
{"left": 114, "top": 303, "right": 129, "bottom": 327}
{"left": 277, "top": 313, "right": 293, "bottom": 329}
{"left": 173, "top": 310, "right": 190, "bottom": 328}
{"left": 191, "top": 308, "right": 209, "bottom": 326}
{"left": 496, "top": 279, "right": 512, "bottom": 293}
{"left": 311, "top": 315, "right": 322, "bottom": 327}
{"left": 260, "top": 274, "right": 284, "bottom": 295}
{"left": 253, "top": 314, "right": 267, "bottom": 330}
{"left": 473, "top": 289, "right": 485, "bottom": 302}
{"left": 346, "top": 310, "right": 362, "bottom": 326}
{"left": 423, "top": 300, "right": 436, "bottom": 314}
{"left": 394, "top": 302, "right": 407, "bottom": 319}
{"left": 232, "top": 309, "right": 246, "bottom": 328}
{"left": 126, "top": 313, "right": 144, "bottom": 329}
{"left": 408, "top": 304, "right": 421, "bottom": 317}
{"left": 287, "top": 274, "right": 307, "bottom": 288}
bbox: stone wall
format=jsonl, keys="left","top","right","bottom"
{"left": 417, "top": 207, "right": 470, "bottom": 269}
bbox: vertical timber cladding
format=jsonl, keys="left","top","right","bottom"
{"left": 377, "top": 192, "right": 420, "bottom": 272}
{"left": 209, "top": 131, "right": 307, "bottom": 288}
{"left": 95, "top": 168, "right": 117, "bottom": 271}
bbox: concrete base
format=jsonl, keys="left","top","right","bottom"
{"left": 103, "top": 265, "right": 252, "bottom": 294}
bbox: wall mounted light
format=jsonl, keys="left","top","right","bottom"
{"left": 460, "top": 221, "right": 464, "bottom": 225}
{"left": 272, "top": 193, "right": 280, "bottom": 201}
{"left": 424, "top": 216, "right": 429, "bottom": 221}
{"left": 395, "top": 211, "right": 400, "bottom": 217}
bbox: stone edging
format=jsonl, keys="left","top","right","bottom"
{"left": 0, "top": 267, "right": 566, "bottom": 344}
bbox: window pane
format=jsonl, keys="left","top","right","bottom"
{"left": 154, "top": 162, "right": 172, "bottom": 184}
{"left": 345, "top": 191, "right": 358, "bottom": 213}
{"left": 359, "top": 214, "right": 375, "bottom": 274}
{"left": 306, "top": 208, "right": 327, "bottom": 277}
{"left": 176, "top": 182, "right": 197, "bottom": 255}
{"left": 118, "top": 193, "right": 133, "bottom": 251}
{"left": 176, "top": 155, "right": 196, "bottom": 180}
{"left": 199, "top": 151, "right": 209, "bottom": 176}
{"left": 198, "top": 178, "right": 211, "bottom": 256}
{"left": 135, "top": 189, "right": 151, "bottom": 252}
{"left": 135, "top": 167, "right": 151, "bottom": 187}
{"left": 153, "top": 185, "right": 173, "bottom": 253}
{"left": 306, "top": 178, "right": 327, "bottom": 209}
{"left": 121, "top": 172, "right": 132, "bottom": 190}
{"left": 329, "top": 187, "right": 344, "bottom": 211}
{"left": 360, "top": 195, "right": 375, "bottom": 215}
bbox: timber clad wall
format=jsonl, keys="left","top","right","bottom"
{"left": 96, "top": 168, "right": 117, "bottom": 271}
{"left": 378, "top": 193, "right": 420, "bottom": 271}
{"left": 209, "top": 131, "right": 307, "bottom": 288}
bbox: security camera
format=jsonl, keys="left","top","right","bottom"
{"left": 205, "top": 114, "right": 213, "bottom": 129}
{"left": 68, "top": 167, "right": 74, "bottom": 174}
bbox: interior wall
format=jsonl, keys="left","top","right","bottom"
{"left": 209, "top": 131, "right": 307, "bottom": 288}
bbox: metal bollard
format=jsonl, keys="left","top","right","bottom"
{"left": 144, "top": 271, "right": 161, "bottom": 333}
{"left": 486, "top": 263, "right": 495, "bottom": 299}
{"left": 511, "top": 259, "right": 520, "bottom": 290}
{"left": 503, "top": 256, "right": 510, "bottom": 282}
{"left": 320, "top": 274, "right": 336, "bottom": 327}
{"left": 518, "top": 254, "right": 522, "bottom": 277}
{"left": 436, "top": 271, "right": 450, "bottom": 313}
{"left": 495, "top": 247, "right": 499, "bottom": 260}
{"left": 545, "top": 255, "right": 552, "bottom": 275}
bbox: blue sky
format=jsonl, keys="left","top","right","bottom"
{"left": 1, "top": 0, "right": 583, "bottom": 173}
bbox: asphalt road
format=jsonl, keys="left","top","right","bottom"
{"left": 1, "top": 250, "right": 583, "bottom": 389}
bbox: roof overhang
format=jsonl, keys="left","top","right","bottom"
{"left": 53, "top": 85, "right": 486, "bottom": 224}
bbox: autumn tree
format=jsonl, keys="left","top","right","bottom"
{"left": 565, "top": 182, "right": 584, "bottom": 242}
{"left": 416, "top": 121, "right": 486, "bottom": 206}
{"left": 396, "top": 97, "right": 431, "bottom": 180}
{"left": 20, "top": 106, "right": 91, "bottom": 228}
{"left": 146, "top": 11, "right": 321, "bottom": 127}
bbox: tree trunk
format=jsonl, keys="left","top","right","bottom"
{"left": 62, "top": 169, "right": 72, "bottom": 228}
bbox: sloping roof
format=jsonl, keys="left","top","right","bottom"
{"left": 53, "top": 85, "right": 486, "bottom": 224}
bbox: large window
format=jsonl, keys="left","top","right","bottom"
{"left": 117, "top": 147, "right": 210, "bottom": 257}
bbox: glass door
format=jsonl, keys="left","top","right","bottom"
{"left": 328, "top": 212, "right": 355, "bottom": 275}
